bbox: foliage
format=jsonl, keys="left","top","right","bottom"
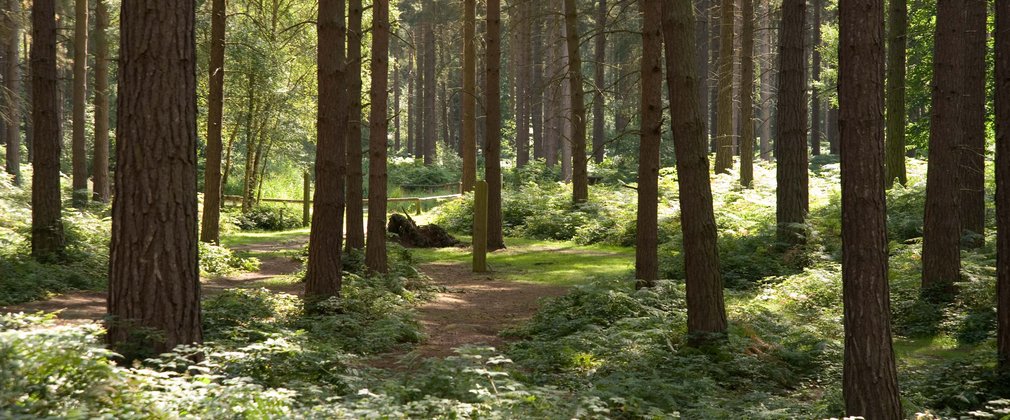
{"left": 233, "top": 205, "right": 304, "bottom": 231}
{"left": 198, "top": 242, "right": 261, "bottom": 277}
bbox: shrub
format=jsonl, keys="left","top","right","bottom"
{"left": 234, "top": 205, "right": 303, "bottom": 231}
{"left": 199, "top": 242, "right": 260, "bottom": 277}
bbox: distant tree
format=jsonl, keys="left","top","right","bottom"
{"left": 739, "top": 0, "right": 756, "bottom": 187}
{"left": 4, "top": 0, "right": 22, "bottom": 185}
{"left": 366, "top": 0, "right": 390, "bottom": 273}
{"left": 200, "top": 0, "right": 226, "bottom": 243}
{"left": 423, "top": 0, "right": 437, "bottom": 165}
{"left": 714, "top": 0, "right": 735, "bottom": 173}
{"left": 775, "top": 0, "right": 808, "bottom": 246}
{"left": 810, "top": 0, "right": 822, "bottom": 156}
{"left": 838, "top": 0, "right": 903, "bottom": 414}
{"left": 31, "top": 0, "right": 66, "bottom": 261}
{"left": 635, "top": 0, "right": 662, "bottom": 287}
{"left": 345, "top": 0, "right": 365, "bottom": 251}
{"left": 663, "top": 0, "right": 728, "bottom": 341}
{"left": 486, "top": 0, "right": 506, "bottom": 251}
{"left": 922, "top": 0, "right": 964, "bottom": 299}
{"left": 71, "top": 0, "right": 89, "bottom": 208}
{"left": 998, "top": 0, "right": 1010, "bottom": 372}
{"left": 462, "top": 0, "right": 477, "bottom": 192}
{"left": 563, "top": 0, "right": 589, "bottom": 203}
{"left": 107, "top": 0, "right": 202, "bottom": 357}
{"left": 959, "top": 0, "right": 987, "bottom": 244}
{"left": 885, "top": 0, "right": 907, "bottom": 186}
{"left": 306, "top": 0, "right": 350, "bottom": 302}
{"left": 591, "top": 0, "right": 607, "bottom": 163}
{"left": 759, "top": 0, "right": 776, "bottom": 161}
{"left": 91, "top": 0, "right": 110, "bottom": 202}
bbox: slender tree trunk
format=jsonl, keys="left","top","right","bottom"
{"left": 306, "top": 0, "right": 349, "bottom": 303}
{"left": 828, "top": 103, "right": 840, "bottom": 154}
{"left": 810, "top": 0, "right": 821, "bottom": 156}
{"left": 560, "top": 16, "right": 573, "bottom": 182}
{"left": 636, "top": 0, "right": 662, "bottom": 286}
{"left": 71, "top": 0, "right": 89, "bottom": 208}
{"left": 545, "top": 19, "right": 559, "bottom": 168}
{"left": 107, "top": 0, "right": 202, "bottom": 358}
{"left": 838, "top": 0, "right": 903, "bottom": 414}
{"left": 922, "top": 0, "right": 964, "bottom": 298}
{"left": 663, "top": 0, "right": 728, "bottom": 340}
{"left": 221, "top": 124, "right": 239, "bottom": 196}
{"left": 200, "top": 0, "right": 226, "bottom": 243}
{"left": 776, "top": 0, "right": 808, "bottom": 245}
{"left": 462, "top": 0, "right": 477, "bottom": 191}
{"left": 759, "top": 0, "right": 776, "bottom": 160}
{"left": 31, "top": 0, "right": 66, "bottom": 261}
{"left": 959, "top": 0, "right": 987, "bottom": 243}
{"left": 5, "top": 0, "right": 22, "bottom": 185}
{"left": 394, "top": 54, "right": 401, "bottom": 152}
{"left": 415, "top": 28, "right": 425, "bottom": 159}
{"left": 714, "top": 0, "right": 735, "bottom": 173}
{"left": 241, "top": 72, "right": 257, "bottom": 212}
{"left": 564, "top": 0, "right": 589, "bottom": 203}
{"left": 710, "top": 1, "right": 719, "bottom": 151}
{"left": 884, "top": 0, "right": 907, "bottom": 185}
{"left": 423, "top": 1, "right": 437, "bottom": 165}
{"left": 407, "top": 49, "right": 415, "bottom": 156}
{"left": 698, "top": 0, "right": 711, "bottom": 146}
{"left": 24, "top": 33, "right": 33, "bottom": 165}
{"left": 516, "top": 0, "right": 532, "bottom": 167}
{"left": 740, "top": 0, "right": 756, "bottom": 186}
{"left": 91, "top": 0, "right": 110, "bottom": 201}
{"left": 591, "top": 0, "right": 607, "bottom": 163}
{"left": 486, "top": 0, "right": 506, "bottom": 250}
{"left": 532, "top": 17, "right": 544, "bottom": 160}
{"left": 996, "top": 0, "right": 1010, "bottom": 372}
{"left": 345, "top": 0, "right": 365, "bottom": 250}
{"left": 366, "top": 0, "right": 390, "bottom": 273}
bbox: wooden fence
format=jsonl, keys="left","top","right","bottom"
{"left": 222, "top": 192, "right": 462, "bottom": 225}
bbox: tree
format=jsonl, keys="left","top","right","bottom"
{"left": 591, "top": 0, "right": 607, "bottom": 163}
{"left": 921, "top": 0, "right": 964, "bottom": 298}
{"left": 884, "top": 0, "right": 907, "bottom": 186}
{"left": 91, "top": 0, "right": 110, "bottom": 202}
{"left": 461, "top": 0, "right": 477, "bottom": 192}
{"left": 345, "top": 0, "right": 365, "bottom": 250}
{"left": 739, "top": 0, "right": 756, "bottom": 187}
{"left": 71, "top": 0, "right": 89, "bottom": 208}
{"left": 486, "top": 0, "right": 506, "bottom": 251}
{"left": 563, "top": 0, "right": 589, "bottom": 203}
{"left": 959, "top": 0, "right": 987, "bottom": 244}
{"left": 306, "top": 0, "right": 349, "bottom": 302}
{"left": 810, "top": 0, "right": 822, "bottom": 156}
{"left": 998, "top": 0, "right": 1010, "bottom": 372}
{"left": 663, "top": 0, "right": 728, "bottom": 340}
{"left": 635, "top": 0, "right": 662, "bottom": 287}
{"left": 759, "top": 0, "right": 776, "bottom": 161}
{"left": 366, "top": 0, "right": 390, "bottom": 273}
{"left": 31, "top": 0, "right": 66, "bottom": 261}
{"left": 107, "top": 0, "right": 202, "bottom": 357}
{"left": 714, "top": 0, "right": 735, "bottom": 174}
{"left": 4, "top": 0, "right": 22, "bottom": 186}
{"left": 423, "top": 0, "right": 437, "bottom": 165}
{"left": 200, "top": 0, "right": 226, "bottom": 243}
{"left": 775, "top": 0, "right": 808, "bottom": 246}
{"left": 838, "top": 0, "right": 903, "bottom": 413}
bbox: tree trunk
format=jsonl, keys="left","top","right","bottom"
{"left": 698, "top": 0, "right": 711, "bottom": 147}
{"left": 23, "top": 33, "right": 33, "bottom": 165}
{"left": 345, "top": 0, "right": 365, "bottom": 250}
{"left": 714, "top": 0, "right": 735, "bottom": 173}
{"left": 922, "top": 0, "right": 964, "bottom": 298}
{"left": 415, "top": 28, "right": 425, "bottom": 159}
{"left": 366, "top": 0, "right": 390, "bottom": 273}
{"left": 739, "top": 0, "right": 755, "bottom": 186}
{"left": 516, "top": 0, "right": 532, "bottom": 167}
{"left": 485, "top": 0, "right": 506, "bottom": 251}
{"left": 564, "top": 0, "right": 589, "bottom": 203}
{"left": 91, "top": 0, "right": 110, "bottom": 201}
{"left": 838, "top": 0, "right": 903, "bottom": 414}
{"left": 560, "top": 15, "right": 573, "bottom": 182}
{"left": 636, "top": 0, "right": 662, "bottom": 286}
{"left": 591, "top": 0, "right": 607, "bottom": 163}
{"left": 828, "top": 103, "right": 840, "bottom": 154}
{"left": 5, "top": 0, "right": 22, "bottom": 185}
{"left": 810, "top": 0, "right": 821, "bottom": 156}
{"left": 306, "top": 0, "right": 349, "bottom": 303}
{"left": 531, "top": 17, "right": 544, "bottom": 160}
{"left": 241, "top": 72, "right": 257, "bottom": 212}
{"left": 423, "top": 1, "right": 437, "bottom": 165}
{"left": 407, "top": 49, "right": 415, "bottom": 156}
{"left": 884, "top": 0, "right": 907, "bottom": 186}
{"left": 30, "top": 0, "right": 66, "bottom": 261}
{"left": 959, "top": 0, "right": 987, "bottom": 243}
{"left": 759, "top": 0, "right": 775, "bottom": 160}
{"left": 775, "top": 0, "right": 808, "bottom": 246}
{"left": 394, "top": 52, "right": 401, "bottom": 152}
{"left": 462, "top": 0, "right": 477, "bottom": 191}
{"left": 107, "top": 0, "right": 202, "bottom": 358}
{"left": 71, "top": 0, "right": 89, "bottom": 208}
{"left": 710, "top": 1, "right": 719, "bottom": 151}
{"left": 996, "top": 0, "right": 1010, "bottom": 372}
{"left": 663, "top": 0, "right": 728, "bottom": 340}
{"left": 200, "top": 0, "right": 226, "bottom": 243}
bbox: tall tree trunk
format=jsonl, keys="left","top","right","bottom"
{"left": 959, "top": 0, "right": 987, "bottom": 243}
{"left": 636, "top": 0, "right": 662, "bottom": 286}
{"left": 200, "top": 0, "right": 226, "bottom": 243}
{"left": 415, "top": 29, "right": 425, "bottom": 159}
{"left": 759, "top": 0, "right": 775, "bottom": 160}
{"left": 884, "top": 0, "right": 907, "bottom": 185}
{"left": 407, "top": 49, "right": 415, "bottom": 156}
{"left": 241, "top": 72, "right": 257, "bottom": 212}
{"left": 698, "top": 0, "right": 711, "bottom": 147}
{"left": 71, "top": 0, "right": 89, "bottom": 208}
{"left": 462, "top": 0, "right": 477, "bottom": 191}
{"left": 31, "top": 0, "right": 66, "bottom": 261}
{"left": 531, "top": 16, "right": 544, "bottom": 160}
{"left": 366, "top": 0, "right": 390, "bottom": 273}
{"left": 714, "top": 0, "right": 735, "bottom": 173}
{"left": 393, "top": 53, "right": 401, "bottom": 152}
{"left": 545, "top": 19, "right": 559, "bottom": 168}
{"left": 221, "top": 124, "right": 239, "bottom": 197}
{"left": 838, "top": 0, "right": 903, "bottom": 414}
{"left": 560, "top": 15, "right": 573, "bottom": 182}
{"left": 663, "top": 0, "right": 728, "bottom": 340}
{"left": 776, "top": 0, "right": 808, "bottom": 246}
{"left": 5, "top": 0, "right": 22, "bottom": 185}
{"left": 996, "top": 0, "right": 1010, "bottom": 372}
{"left": 107, "top": 0, "right": 202, "bottom": 358}
{"left": 345, "top": 0, "right": 365, "bottom": 250}
{"left": 23, "top": 33, "right": 33, "bottom": 164}
{"left": 564, "top": 0, "right": 589, "bottom": 203}
{"left": 516, "top": 0, "right": 532, "bottom": 167}
{"left": 306, "top": 0, "right": 349, "bottom": 303}
{"left": 591, "top": 0, "right": 607, "bottom": 163}
{"left": 423, "top": 0, "right": 437, "bottom": 165}
{"left": 91, "top": 0, "right": 109, "bottom": 201}
{"left": 709, "top": 1, "right": 719, "bottom": 151}
{"left": 810, "top": 0, "right": 821, "bottom": 156}
{"left": 740, "top": 0, "right": 756, "bottom": 186}
{"left": 922, "top": 0, "right": 964, "bottom": 299}
{"left": 486, "top": 0, "right": 506, "bottom": 250}
{"left": 828, "top": 103, "right": 840, "bottom": 154}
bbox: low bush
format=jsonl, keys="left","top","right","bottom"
{"left": 233, "top": 205, "right": 303, "bottom": 231}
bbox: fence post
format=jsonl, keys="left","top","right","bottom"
{"left": 415, "top": 198, "right": 422, "bottom": 215}
{"left": 302, "top": 171, "right": 311, "bottom": 227}
{"left": 473, "top": 180, "right": 488, "bottom": 272}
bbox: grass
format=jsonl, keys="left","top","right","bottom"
{"left": 221, "top": 227, "right": 311, "bottom": 248}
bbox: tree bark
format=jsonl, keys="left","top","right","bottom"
{"left": 636, "top": 0, "right": 662, "bottom": 286}
{"left": 922, "top": 0, "right": 964, "bottom": 298}
{"left": 775, "top": 0, "right": 808, "bottom": 246}
{"left": 516, "top": 0, "right": 532, "bottom": 167}
{"left": 740, "top": 0, "right": 756, "bottom": 186}
{"left": 698, "top": 0, "right": 711, "bottom": 147}
{"left": 394, "top": 48, "right": 401, "bottom": 152}
{"left": 564, "top": 0, "right": 589, "bottom": 203}
{"left": 91, "top": 0, "right": 110, "bottom": 202}
{"left": 959, "top": 0, "right": 987, "bottom": 242}
{"left": 462, "top": 0, "right": 477, "bottom": 191}
{"left": 710, "top": 1, "right": 719, "bottom": 151}
{"left": 71, "top": 0, "right": 89, "bottom": 208}
{"left": 306, "top": 0, "right": 349, "bottom": 303}
{"left": 407, "top": 47, "right": 415, "bottom": 156}
{"left": 759, "top": 0, "right": 776, "bottom": 160}
{"left": 531, "top": 16, "right": 544, "bottom": 160}
{"left": 810, "top": 0, "right": 822, "bottom": 156}
{"left": 996, "top": 0, "right": 1010, "bottom": 372}
{"left": 200, "top": 0, "right": 226, "bottom": 243}
{"left": 663, "top": 0, "right": 728, "bottom": 339}
{"left": 423, "top": 0, "right": 437, "bottom": 165}
{"left": 5, "top": 0, "right": 22, "bottom": 185}
{"left": 714, "top": 0, "right": 735, "bottom": 173}
{"left": 838, "top": 0, "right": 903, "bottom": 414}
{"left": 486, "top": 0, "right": 506, "bottom": 250}
{"left": 107, "top": 0, "right": 202, "bottom": 358}
{"left": 366, "top": 0, "right": 390, "bottom": 273}
{"left": 345, "top": 0, "right": 365, "bottom": 250}
{"left": 241, "top": 72, "right": 257, "bottom": 212}
{"left": 828, "top": 103, "right": 840, "bottom": 154}
{"left": 591, "top": 0, "right": 607, "bottom": 163}
{"left": 884, "top": 0, "right": 907, "bottom": 185}
{"left": 31, "top": 0, "right": 66, "bottom": 261}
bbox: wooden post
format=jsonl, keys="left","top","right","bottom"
{"left": 302, "top": 171, "right": 311, "bottom": 227}
{"left": 473, "top": 180, "right": 488, "bottom": 272}
{"left": 415, "top": 198, "right": 423, "bottom": 215}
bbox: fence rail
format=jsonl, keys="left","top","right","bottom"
{"left": 222, "top": 192, "right": 462, "bottom": 223}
